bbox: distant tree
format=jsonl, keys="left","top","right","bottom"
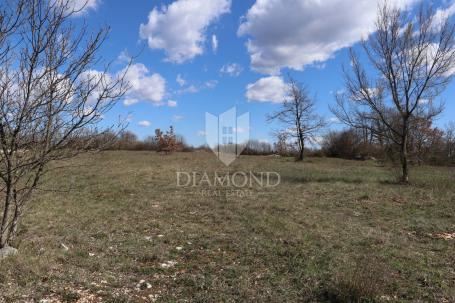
{"left": 274, "top": 132, "right": 290, "bottom": 157}
{"left": 445, "top": 122, "right": 455, "bottom": 163}
{"left": 155, "top": 126, "right": 182, "bottom": 154}
{"left": 268, "top": 77, "right": 325, "bottom": 161}
{"left": 0, "top": 0, "right": 129, "bottom": 251}
{"left": 322, "top": 129, "right": 361, "bottom": 159}
{"left": 117, "top": 131, "right": 138, "bottom": 150}
{"left": 242, "top": 140, "right": 273, "bottom": 155}
{"left": 332, "top": 3, "right": 455, "bottom": 183}
{"left": 408, "top": 116, "right": 445, "bottom": 165}
{"left": 93, "top": 131, "right": 119, "bottom": 149}
{"left": 143, "top": 135, "right": 158, "bottom": 151}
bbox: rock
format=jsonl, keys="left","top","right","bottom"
{"left": 160, "top": 260, "right": 177, "bottom": 268}
{"left": 0, "top": 246, "right": 18, "bottom": 259}
{"left": 136, "top": 280, "right": 152, "bottom": 291}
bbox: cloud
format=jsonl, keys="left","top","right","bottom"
{"left": 122, "top": 63, "right": 166, "bottom": 106}
{"left": 176, "top": 74, "right": 186, "bottom": 87}
{"left": 234, "top": 127, "right": 249, "bottom": 134}
{"left": 328, "top": 116, "right": 340, "bottom": 123}
{"left": 212, "top": 35, "right": 218, "bottom": 53}
{"left": 197, "top": 130, "right": 207, "bottom": 136}
{"left": 220, "top": 63, "right": 243, "bottom": 76}
{"left": 117, "top": 50, "right": 131, "bottom": 64}
{"left": 138, "top": 120, "right": 151, "bottom": 127}
{"left": 246, "top": 76, "right": 288, "bottom": 103}
{"left": 78, "top": 69, "right": 113, "bottom": 106}
{"left": 176, "top": 80, "right": 218, "bottom": 95}
{"left": 139, "top": 0, "right": 231, "bottom": 63}
{"left": 123, "top": 98, "right": 139, "bottom": 106}
{"left": 433, "top": 2, "right": 455, "bottom": 31}
{"left": 54, "top": 0, "right": 101, "bottom": 15}
{"left": 238, "top": 0, "right": 417, "bottom": 74}
{"left": 204, "top": 80, "right": 218, "bottom": 89}
{"left": 178, "top": 85, "right": 199, "bottom": 94}
{"left": 173, "top": 115, "right": 184, "bottom": 121}
{"left": 167, "top": 100, "right": 178, "bottom": 107}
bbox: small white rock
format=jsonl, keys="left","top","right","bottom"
{"left": 0, "top": 246, "right": 18, "bottom": 259}
{"left": 160, "top": 260, "right": 177, "bottom": 269}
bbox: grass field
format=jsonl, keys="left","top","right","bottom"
{"left": 1, "top": 151, "right": 454, "bottom": 302}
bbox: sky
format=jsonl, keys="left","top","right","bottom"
{"left": 72, "top": 0, "right": 455, "bottom": 146}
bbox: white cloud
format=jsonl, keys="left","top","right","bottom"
{"left": 238, "top": 0, "right": 417, "bottom": 74}
{"left": 167, "top": 100, "right": 178, "bottom": 107}
{"left": 220, "top": 63, "right": 243, "bottom": 76}
{"left": 117, "top": 50, "right": 131, "bottom": 64}
{"left": 123, "top": 98, "right": 139, "bottom": 106}
{"left": 139, "top": 0, "right": 231, "bottom": 63}
{"left": 178, "top": 85, "right": 199, "bottom": 94}
{"left": 204, "top": 80, "right": 218, "bottom": 89}
{"left": 433, "top": 2, "right": 455, "bottom": 31}
{"left": 54, "top": 0, "right": 101, "bottom": 15}
{"left": 138, "top": 120, "right": 151, "bottom": 127}
{"left": 176, "top": 74, "right": 186, "bottom": 87}
{"left": 246, "top": 76, "right": 288, "bottom": 103}
{"left": 212, "top": 35, "right": 219, "bottom": 53}
{"left": 78, "top": 69, "right": 113, "bottom": 106}
{"left": 122, "top": 63, "right": 166, "bottom": 106}
{"left": 234, "top": 127, "right": 249, "bottom": 134}
{"left": 176, "top": 80, "right": 217, "bottom": 95}
{"left": 197, "top": 130, "right": 206, "bottom": 136}
{"left": 173, "top": 115, "right": 184, "bottom": 121}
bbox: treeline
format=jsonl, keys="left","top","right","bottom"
{"left": 93, "top": 121, "right": 455, "bottom": 167}
{"left": 96, "top": 130, "right": 277, "bottom": 156}
{"left": 321, "top": 122, "right": 455, "bottom": 166}
{"left": 94, "top": 126, "right": 194, "bottom": 152}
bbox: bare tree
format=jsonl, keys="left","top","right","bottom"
{"left": 445, "top": 122, "right": 455, "bottom": 163}
{"left": 332, "top": 2, "right": 455, "bottom": 183}
{"left": 272, "top": 131, "right": 291, "bottom": 157}
{"left": 268, "top": 77, "right": 325, "bottom": 161}
{"left": 0, "top": 0, "right": 129, "bottom": 252}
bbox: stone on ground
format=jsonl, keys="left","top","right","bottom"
{"left": 0, "top": 246, "right": 18, "bottom": 259}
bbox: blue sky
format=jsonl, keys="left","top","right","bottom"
{"left": 76, "top": 0, "right": 455, "bottom": 146}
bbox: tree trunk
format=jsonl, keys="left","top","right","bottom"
{"left": 0, "top": 185, "right": 12, "bottom": 249}
{"left": 296, "top": 134, "right": 304, "bottom": 161}
{"left": 297, "top": 147, "right": 304, "bottom": 161}
{"left": 400, "top": 147, "right": 409, "bottom": 183}
{"left": 400, "top": 123, "right": 409, "bottom": 184}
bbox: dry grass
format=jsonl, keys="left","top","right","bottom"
{"left": 1, "top": 151, "right": 454, "bottom": 302}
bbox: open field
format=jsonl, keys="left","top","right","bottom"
{"left": 1, "top": 151, "right": 455, "bottom": 302}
